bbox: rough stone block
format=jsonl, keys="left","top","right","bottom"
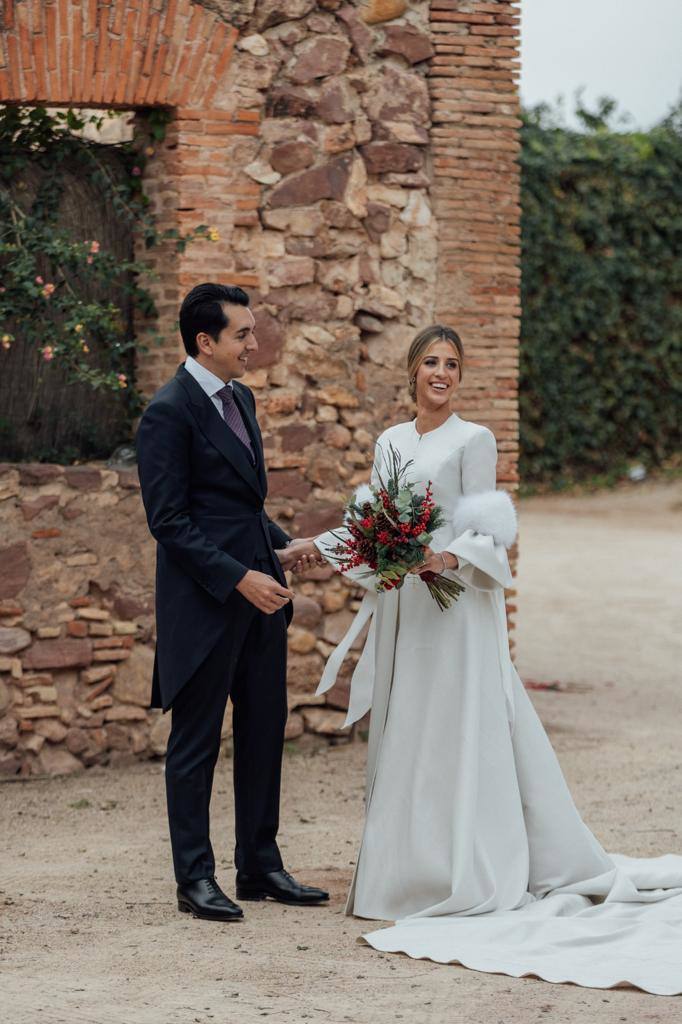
{"left": 18, "top": 704, "right": 61, "bottom": 719}
{"left": 112, "top": 621, "right": 138, "bottom": 636}
{"left": 65, "top": 553, "right": 98, "bottom": 567}
{"left": 104, "top": 705, "right": 147, "bottom": 722}
{"left": 290, "top": 36, "right": 350, "bottom": 84}
{"left": 23, "top": 638, "right": 92, "bottom": 671}
{"left": 0, "top": 627, "right": 31, "bottom": 655}
{"left": 92, "top": 649, "right": 131, "bottom": 662}
{"left": 378, "top": 25, "right": 434, "bottom": 64}
{"left": 360, "top": 142, "right": 423, "bottom": 175}
{"left": 359, "top": 0, "right": 407, "bottom": 25}
{"left": 0, "top": 543, "right": 30, "bottom": 600}
{"left": 64, "top": 467, "right": 102, "bottom": 491}
{"left": 149, "top": 713, "right": 171, "bottom": 757}
{"left": 20, "top": 495, "right": 60, "bottom": 521}
{"left": 268, "top": 470, "right": 312, "bottom": 500}
{"left": 289, "top": 628, "right": 318, "bottom": 655}
{"left": 33, "top": 718, "right": 68, "bottom": 743}
{"left": 77, "top": 608, "right": 111, "bottom": 622}
{"left": 89, "top": 622, "right": 114, "bottom": 637}
{"left": 266, "top": 87, "right": 317, "bottom": 119}
{"left": 112, "top": 645, "right": 154, "bottom": 707}
{"left": 270, "top": 141, "right": 316, "bottom": 175}
{"left": 269, "top": 154, "right": 353, "bottom": 209}
{"left": 0, "top": 714, "right": 19, "bottom": 747}
{"left": 38, "top": 745, "right": 82, "bottom": 775}
{"left": 0, "top": 678, "right": 10, "bottom": 716}
{"left": 36, "top": 627, "right": 61, "bottom": 639}
{"left": 81, "top": 665, "right": 115, "bottom": 685}
{"left": 18, "top": 464, "right": 62, "bottom": 486}
{"left": 301, "top": 706, "right": 350, "bottom": 736}
{"left": 284, "top": 711, "right": 304, "bottom": 740}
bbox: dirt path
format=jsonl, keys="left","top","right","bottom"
{"left": 2, "top": 481, "right": 681, "bottom": 1024}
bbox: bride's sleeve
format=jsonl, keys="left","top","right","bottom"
{"left": 442, "top": 427, "right": 517, "bottom": 591}
{"left": 312, "top": 442, "right": 383, "bottom": 592}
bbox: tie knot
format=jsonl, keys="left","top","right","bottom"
{"left": 216, "top": 384, "right": 233, "bottom": 404}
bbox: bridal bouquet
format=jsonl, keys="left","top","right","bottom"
{"left": 328, "top": 443, "right": 465, "bottom": 611}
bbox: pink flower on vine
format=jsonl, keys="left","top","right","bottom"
{"left": 42, "top": 283, "right": 56, "bottom": 298}
{"left": 117, "top": 373, "right": 128, "bottom": 389}
{"left": 131, "top": 166, "right": 141, "bottom": 176}
{"left": 86, "top": 256, "right": 94, "bottom": 264}
{"left": 90, "top": 241, "right": 100, "bottom": 254}
{"left": 35, "top": 275, "right": 44, "bottom": 285}
{"left": 42, "top": 346, "right": 55, "bottom": 361}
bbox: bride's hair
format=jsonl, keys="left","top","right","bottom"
{"left": 407, "top": 325, "right": 464, "bottom": 400}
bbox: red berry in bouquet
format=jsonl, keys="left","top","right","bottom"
{"left": 328, "top": 443, "right": 465, "bottom": 611}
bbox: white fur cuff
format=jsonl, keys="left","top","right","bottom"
{"left": 453, "top": 490, "right": 517, "bottom": 549}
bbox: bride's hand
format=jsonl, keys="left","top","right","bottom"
{"left": 410, "top": 546, "right": 459, "bottom": 576}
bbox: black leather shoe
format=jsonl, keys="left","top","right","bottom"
{"left": 177, "top": 877, "right": 243, "bottom": 921}
{"left": 236, "top": 868, "right": 329, "bottom": 905}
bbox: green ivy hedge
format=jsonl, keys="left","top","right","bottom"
{"left": 519, "top": 101, "right": 682, "bottom": 484}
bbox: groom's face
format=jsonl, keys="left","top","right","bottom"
{"left": 199, "top": 302, "right": 258, "bottom": 382}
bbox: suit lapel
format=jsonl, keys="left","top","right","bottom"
{"left": 176, "top": 366, "right": 264, "bottom": 500}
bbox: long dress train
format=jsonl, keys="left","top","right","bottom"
{"left": 314, "top": 414, "right": 682, "bottom": 995}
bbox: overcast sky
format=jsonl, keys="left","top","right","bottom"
{"left": 520, "top": 0, "right": 682, "bottom": 128}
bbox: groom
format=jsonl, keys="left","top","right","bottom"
{"left": 136, "top": 282, "right": 327, "bottom": 921}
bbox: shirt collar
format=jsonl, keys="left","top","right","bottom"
{"left": 184, "top": 355, "right": 232, "bottom": 398}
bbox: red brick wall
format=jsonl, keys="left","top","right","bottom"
{"left": 429, "top": 0, "right": 521, "bottom": 631}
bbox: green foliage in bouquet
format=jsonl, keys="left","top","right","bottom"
{"left": 332, "top": 443, "right": 465, "bottom": 610}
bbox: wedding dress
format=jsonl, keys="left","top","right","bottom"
{"left": 313, "top": 414, "right": 682, "bottom": 995}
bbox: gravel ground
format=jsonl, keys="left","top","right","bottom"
{"left": 1, "top": 480, "right": 681, "bottom": 1024}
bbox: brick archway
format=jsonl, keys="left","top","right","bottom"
{"left": 0, "top": 0, "right": 237, "bottom": 108}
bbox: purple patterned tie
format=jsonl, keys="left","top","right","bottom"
{"left": 216, "top": 385, "right": 255, "bottom": 463}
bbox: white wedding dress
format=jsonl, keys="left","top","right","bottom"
{"left": 314, "top": 414, "right": 682, "bottom": 995}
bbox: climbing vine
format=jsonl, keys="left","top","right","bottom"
{"left": 520, "top": 99, "right": 682, "bottom": 484}
{"left": 0, "top": 105, "right": 216, "bottom": 405}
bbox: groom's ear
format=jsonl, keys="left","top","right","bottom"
{"left": 195, "top": 331, "right": 213, "bottom": 357}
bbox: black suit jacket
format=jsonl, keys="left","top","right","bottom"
{"left": 136, "top": 365, "right": 292, "bottom": 710}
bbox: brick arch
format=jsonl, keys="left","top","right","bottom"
{"left": 0, "top": 0, "right": 238, "bottom": 108}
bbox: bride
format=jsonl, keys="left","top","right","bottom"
{"left": 302, "top": 324, "right": 682, "bottom": 995}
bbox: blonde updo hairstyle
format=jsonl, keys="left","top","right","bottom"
{"left": 407, "top": 325, "right": 464, "bottom": 401}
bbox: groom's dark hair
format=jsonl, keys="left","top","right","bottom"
{"left": 179, "top": 283, "right": 250, "bottom": 356}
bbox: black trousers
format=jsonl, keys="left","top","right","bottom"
{"left": 164, "top": 571, "right": 288, "bottom": 884}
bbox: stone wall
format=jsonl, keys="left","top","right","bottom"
{"left": 0, "top": 461, "right": 366, "bottom": 776}
{"left": 235, "top": 0, "right": 440, "bottom": 550}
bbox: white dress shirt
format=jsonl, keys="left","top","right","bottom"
{"left": 184, "top": 355, "right": 232, "bottom": 418}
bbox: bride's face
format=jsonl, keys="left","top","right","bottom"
{"left": 415, "top": 340, "right": 461, "bottom": 410}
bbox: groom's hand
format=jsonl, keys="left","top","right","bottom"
{"left": 236, "top": 570, "right": 295, "bottom": 614}
{"left": 276, "top": 538, "right": 325, "bottom": 573}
